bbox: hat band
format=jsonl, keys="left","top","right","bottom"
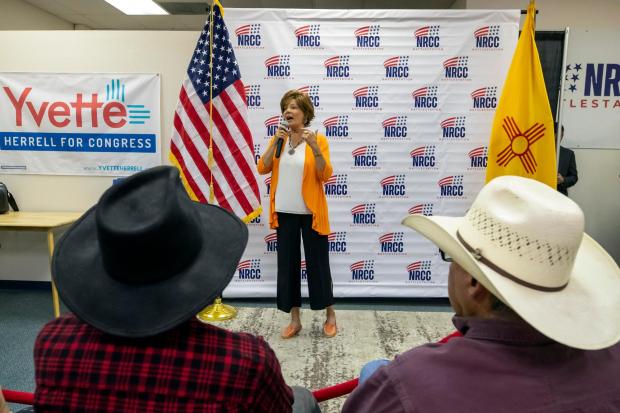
{"left": 456, "top": 231, "right": 568, "bottom": 292}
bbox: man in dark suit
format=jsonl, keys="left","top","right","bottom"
{"left": 556, "top": 124, "right": 578, "bottom": 196}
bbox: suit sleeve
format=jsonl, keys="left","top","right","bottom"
{"left": 563, "top": 151, "right": 578, "bottom": 188}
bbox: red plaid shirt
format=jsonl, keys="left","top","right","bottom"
{"left": 34, "top": 314, "right": 293, "bottom": 412}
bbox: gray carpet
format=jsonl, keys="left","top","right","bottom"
{"left": 0, "top": 289, "right": 454, "bottom": 412}
{"left": 216, "top": 308, "right": 455, "bottom": 413}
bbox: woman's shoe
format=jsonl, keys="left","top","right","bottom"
{"left": 281, "top": 324, "right": 302, "bottom": 339}
{"left": 323, "top": 322, "right": 337, "bottom": 338}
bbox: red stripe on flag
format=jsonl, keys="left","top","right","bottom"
{"left": 170, "top": 140, "right": 206, "bottom": 203}
{"left": 206, "top": 103, "right": 254, "bottom": 213}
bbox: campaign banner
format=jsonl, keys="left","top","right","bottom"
{"left": 0, "top": 73, "right": 161, "bottom": 175}
{"left": 562, "top": 29, "right": 619, "bottom": 149}
{"left": 220, "top": 8, "right": 519, "bottom": 298}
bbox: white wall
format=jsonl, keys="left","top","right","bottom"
{"left": 465, "top": 0, "right": 620, "bottom": 262}
{"left": 0, "top": 1, "right": 617, "bottom": 282}
{"left": 0, "top": 31, "right": 196, "bottom": 280}
{"left": 0, "top": 0, "right": 74, "bottom": 30}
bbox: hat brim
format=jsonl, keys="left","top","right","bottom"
{"left": 402, "top": 214, "right": 620, "bottom": 350}
{"left": 53, "top": 202, "right": 248, "bottom": 338}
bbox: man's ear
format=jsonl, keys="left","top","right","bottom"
{"left": 468, "top": 275, "right": 490, "bottom": 302}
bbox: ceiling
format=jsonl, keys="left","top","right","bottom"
{"left": 22, "top": 0, "right": 460, "bottom": 30}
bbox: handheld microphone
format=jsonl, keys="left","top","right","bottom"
{"left": 274, "top": 120, "right": 289, "bottom": 159}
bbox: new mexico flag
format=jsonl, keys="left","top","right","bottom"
{"left": 485, "top": 1, "right": 557, "bottom": 188}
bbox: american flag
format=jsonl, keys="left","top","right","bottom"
{"left": 410, "top": 145, "right": 435, "bottom": 157}
{"left": 324, "top": 55, "right": 349, "bottom": 67}
{"left": 414, "top": 25, "right": 440, "bottom": 37}
{"left": 383, "top": 56, "right": 409, "bottom": 68}
{"left": 407, "top": 260, "right": 431, "bottom": 271}
{"left": 412, "top": 85, "right": 438, "bottom": 98}
{"left": 471, "top": 86, "right": 497, "bottom": 99}
{"left": 170, "top": 1, "right": 261, "bottom": 222}
{"left": 443, "top": 56, "right": 469, "bottom": 68}
{"left": 352, "top": 145, "right": 377, "bottom": 157}
{"left": 408, "top": 203, "right": 434, "bottom": 216}
{"left": 382, "top": 116, "right": 407, "bottom": 128}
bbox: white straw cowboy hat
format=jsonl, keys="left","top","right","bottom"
{"left": 402, "top": 175, "right": 620, "bottom": 350}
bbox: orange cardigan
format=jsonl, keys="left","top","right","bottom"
{"left": 257, "top": 133, "right": 333, "bottom": 235}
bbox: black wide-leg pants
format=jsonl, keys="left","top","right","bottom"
{"left": 276, "top": 212, "right": 334, "bottom": 312}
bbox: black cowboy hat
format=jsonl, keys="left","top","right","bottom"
{"left": 52, "top": 166, "right": 248, "bottom": 338}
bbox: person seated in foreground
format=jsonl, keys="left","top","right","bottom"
{"left": 33, "top": 166, "right": 320, "bottom": 413}
{"left": 342, "top": 175, "right": 620, "bottom": 413}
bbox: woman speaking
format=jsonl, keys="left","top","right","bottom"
{"left": 257, "top": 90, "right": 337, "bottom": 339}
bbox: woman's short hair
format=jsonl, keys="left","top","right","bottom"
{"left": 280, "top": 90, "right": 315, "bottom": 127}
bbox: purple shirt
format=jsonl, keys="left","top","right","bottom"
{"left": 342, "top": 316, "right": 620, "bottom": 413}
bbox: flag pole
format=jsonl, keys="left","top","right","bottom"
{"left": 555, "top": 27, "right": 570, "bottom": 171}
{"left": 196, "top": 0, "right": 238, "bottom": 323}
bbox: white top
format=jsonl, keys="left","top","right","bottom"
{"left": 275, "top": 140, "right": 311, "bottom": 214}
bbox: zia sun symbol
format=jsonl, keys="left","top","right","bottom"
{"left": 496, "top": 116, "right": 545, "bottom": 174}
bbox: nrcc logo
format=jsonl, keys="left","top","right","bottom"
{"left": 380, "top": 174, "right": 406, "bottom": 197}
{"left": 298, "top": 85, "right": 320, "bottom": 108}
{"left": 414, "top": 25, "right": 441, "bottom": 49}
{"left": 354, "top": 25, "right": 381, "bottom": 48}
{"left": 353, "top": 86, "right": 380, "bottom": 110}
{"left": 351, "top": 203, "right": 376, "bottom": 225}
{"left": 300, "top": 260, "right": 308, "bottom": 282}
{"left": 263, "top": 176, "right": 271, "bottom": 197}
{"left": 253, "top": 143, "right": 262, "bottom": 165}
{"left": 237, "top": 259, "right": 262, "bottom": 281}
{"left": 440, "top": 116, "right": 467, "bottom": 139}
{"left": 407, "top": 260, "right": 433, "bottom": 282}
{"left": 264, "top": 55, "right": 291, "bottom": 78}
{"left": 474, "top": 25, "right": 501, "bottom": 49}
{"left": 264, "top": 232, "right": 278, "bottom": 253}
{"left": 295, "top": 24, "right": 321, "bottom": 48}
{"left": 235, "top": 24, "right": 262, "bottom": 47}
{"left": 412, "top": 85, "right": 439, "bottom": 110}
{"left": 244, "top": 84, "right": 262, "bottom": 109}
{"left": 328, "top": 231, "right": 348, "bottom": 253}
{"left": 382, "top": 116, "right": 408, "bottom": 139}
{"left": 468, "top": 146, "right": 488, "bottom": 169}
{"left": 248, "top": 209, "right": 262, "bottom": 225}
{"left": 410, "top": 145, "right": 436, "bottom": 169}
{"left": 384, "top": 56, "right": 410, "bottom": 79}
{"left": 323, "top": 115, "right": 349, "bottom": 138}
{"left": 471, "top": 86, "right": 497, "bottom": 110}
{"left": 264, "top": 115, "right": 285, "bottom": 137}
{"left": 443, "top": 56, "right": 469, "bottom": 79}
{"left": 352, "top": 145, "right": 378, "bottom": 168}
{"left": 324, "top": 174, "right": 349, "bottom": 197}
{"left": 379, "top": 232, "right": 405, "bottom": 254}
{"left": 350, "top": 260, "right": 376, "bottom": 282}
{"left": 324, "top": 55, "right": 351, "bottom": 79}
{"left": 409, "top": 203, "right": 434, "bottom": 216}
{"left": 438, "top": 175, "right": 465, "bottom": 197}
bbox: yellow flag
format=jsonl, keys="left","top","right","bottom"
{"left": 485, "top": 1, "right": 556, "bottom": 187}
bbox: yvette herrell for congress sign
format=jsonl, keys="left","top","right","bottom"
{"left": 0, "top": 73, "right": 161, "bottom": 176}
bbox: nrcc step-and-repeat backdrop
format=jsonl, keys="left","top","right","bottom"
{"left": 220, "top": 8, "right": 519, "bottom": 298}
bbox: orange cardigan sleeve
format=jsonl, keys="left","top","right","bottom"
{"left": 257, "top": 136, "right": 276, "bottom": 175}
